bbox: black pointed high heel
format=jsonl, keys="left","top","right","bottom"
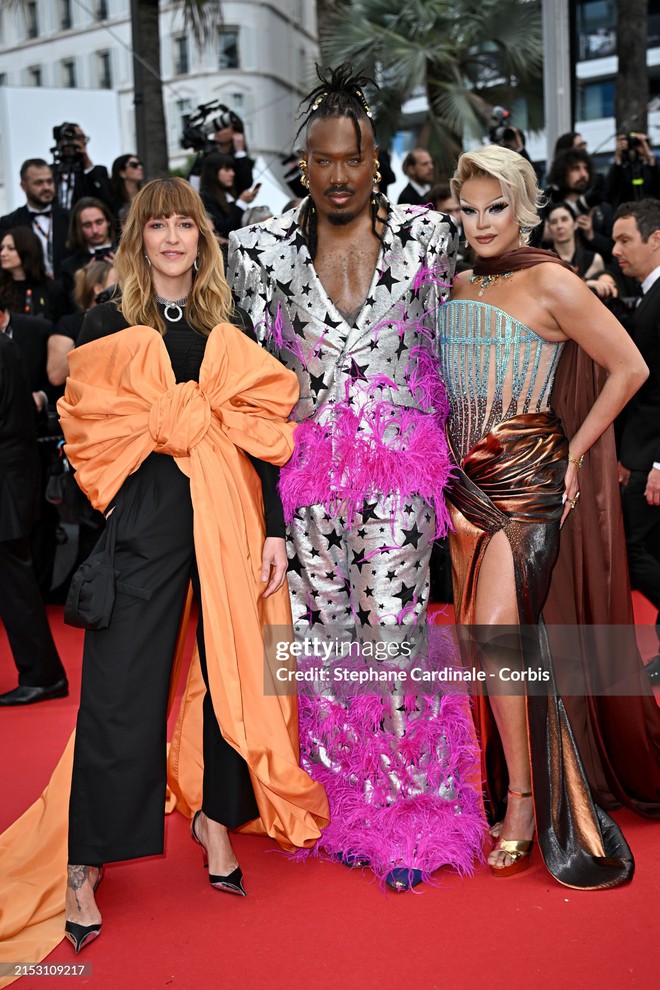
{"left": 65, "top": 866, "right": 104, "bottom": 953}
{"left": 191, "top": 810, "right": 246, "bottom": 896}
{"left": 64, "top": 921, "right": 101, "bottom": 953}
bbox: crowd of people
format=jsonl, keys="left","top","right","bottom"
{"left": 0, "top": 119, "right": 276, "bottom": 703}
{"left": 0, "top": 62, "right": 659, "bottom": 970}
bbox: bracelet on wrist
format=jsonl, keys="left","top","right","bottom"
{"left": 568, "top": 454, "right": 584, "bottom": 469}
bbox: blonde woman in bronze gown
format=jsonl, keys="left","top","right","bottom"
{"left": 440, "top": 146, "right": 660, "bottom": 889}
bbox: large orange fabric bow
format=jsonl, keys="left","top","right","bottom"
{"left": 0, "top": 324, "right": 328, "bottom": 981}
{"left": 58, "top": 323, "right": 329, "bottom": 847}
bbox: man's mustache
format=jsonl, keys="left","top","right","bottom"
{"left": 324, "top": 185, "right": 354, "bottom": 195}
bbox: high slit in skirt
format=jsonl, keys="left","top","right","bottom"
{"left": 447, "top": 410, "right": 634, "bottom": 890}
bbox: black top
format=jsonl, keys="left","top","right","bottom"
{"left": 571, "top": 243, "right": 597, "bottom": 280}
{"left": 78, "top": 301, "right": 285, "bottom": 536}
{"left": 53, "top": 310, "right": 85, "bottom": 343}
{"left": 397, "top": 182, "right": 431, "bottom": 207}
{"left": 2, "top": 277, "right": 70, "bottom": 323}
{"left": 200, "top": 192, "right": 245, "bottom": 240}
{"left": 6, "top": 311, "right": 53, "bottom": 393}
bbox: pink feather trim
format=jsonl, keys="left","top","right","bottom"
{"left": 293, "top": 691, "right": 486, "bottom": 882}
{"left": 279, "top": 350, "right": 453, "bottom": 537}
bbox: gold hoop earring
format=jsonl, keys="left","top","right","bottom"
{"left": 300, "top": 173, "right": 310, "bottom": 189}
{"left": 298, "top": 158, "right": 309, "bottom": 188}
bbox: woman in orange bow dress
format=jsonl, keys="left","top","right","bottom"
{"left": 53, "top": 178, "right": 329, "bottom": 951}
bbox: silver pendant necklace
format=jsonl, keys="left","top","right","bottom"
{"left": 156, "top": 294, "right": 188, "bottom": 322}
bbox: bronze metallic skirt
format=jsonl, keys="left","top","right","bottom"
{"left": 447, "top": 412, "right": 634, "bottom": 889}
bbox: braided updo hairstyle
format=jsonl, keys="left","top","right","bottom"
{"left": 296, "top": 62, "right": 384, "bottom": 259}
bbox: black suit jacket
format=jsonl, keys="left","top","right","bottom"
{"left": 55, "top": 164, "right": 113, "bottom": 212}
{"left": 619, "top": 277, "right": 660, "bottom": 471}
{"left": 0, "top": 203, "right": 71, "bottom": 278}
{"left": 0, "top": 334, "right": 40, "bottom": 540}
{"left": 397, "top": 182, "right": 432, "bottom": 207}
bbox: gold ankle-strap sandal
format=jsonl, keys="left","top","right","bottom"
{"left": 490, "top": 787, "right": 534, "bottom": 878}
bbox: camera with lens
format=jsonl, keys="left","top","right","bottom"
{"left": 619, "top": 133, "right": 643, "bottom": 165}
{"left": 181, "top": 101, "right": 244, "bottom": 153}
{"left": 211, "top": 107, "right": 243, "bottom": 135}
{"left": 51, "top": 122, "right": 84, "bottom": 164}
{"left": 489, "top": 106, "right": 513, "bottom": 145}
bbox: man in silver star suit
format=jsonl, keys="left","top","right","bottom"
{"left": 227, "top": 63, "right": 483, "bottom": 890}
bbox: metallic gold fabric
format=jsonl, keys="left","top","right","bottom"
{"left": 448, "top": 412, "right": 634, "bottom": 889}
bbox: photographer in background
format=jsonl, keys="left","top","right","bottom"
{"left": 489, "top": 107, "right": 534, "bottom": 166}
{"left": 544, "top": 147, "right": 614, "bottom": 261}
{"left": 605, "top": 133, "right": 660, "bottom": 209}
{"left": 59, "top": 198, "right": 115, "bottom": 298}
{"left": 185, "top": 102, "right": 256, "bottom": 198}
{"left": 51, "top": 123, "right": 112, "bottom": 212}
{"left": 210, "top": 107, "right": 255, "bottom": 196}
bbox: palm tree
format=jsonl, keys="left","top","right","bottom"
{"left": 130, "top": 0, "right": 223, "bottom": 176}
{"left": 319, "top": 0, "right": 544, "bottom": 171}
{"left": 616, "top": 0, "right": 648, "bottom": 135}
{"left": 1, "top": 0, "right": 223, "bottom": 175}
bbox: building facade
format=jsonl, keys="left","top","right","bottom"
{"left": 0, "top": 0, "right": 318, "bottom": 171}
{"left": 574, "top": 0, "right": 660, "bottom": 161}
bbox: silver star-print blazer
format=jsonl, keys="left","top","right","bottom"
{"left": 227, "top": 199, "right": 457, "bottom": 524}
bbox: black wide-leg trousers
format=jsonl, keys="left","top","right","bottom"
{"left": 68, "top": 454, "right": 258, "bottom": 865}
{"left": 0, "top": 536, "right": 66, "bottom": 686}
{"left": 621, "top": 470, "right": 660, "bottom": 640}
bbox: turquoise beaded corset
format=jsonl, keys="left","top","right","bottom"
{"left": 439, "top": 300, "right": 565, "bottom": 460}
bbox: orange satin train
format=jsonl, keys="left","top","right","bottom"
{"left": 0, "top": 323, "right": 329, "bottom": 980}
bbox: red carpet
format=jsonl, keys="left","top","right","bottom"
{"left": 1, "top": 600, "right": 658, "bottom": 990}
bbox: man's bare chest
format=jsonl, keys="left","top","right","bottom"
{"left": 314, "top": 240, "right": 381, "bottom": 322}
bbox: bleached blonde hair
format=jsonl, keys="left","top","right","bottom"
{"left": 450, "top": 145, "right": 544, "bottom": 242}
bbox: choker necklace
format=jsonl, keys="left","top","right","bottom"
{"left": 156, "top": 294, "right": 188, "bottom": 322}
{"left": 469, "top": 271, "right": 513, "bottom": 297}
